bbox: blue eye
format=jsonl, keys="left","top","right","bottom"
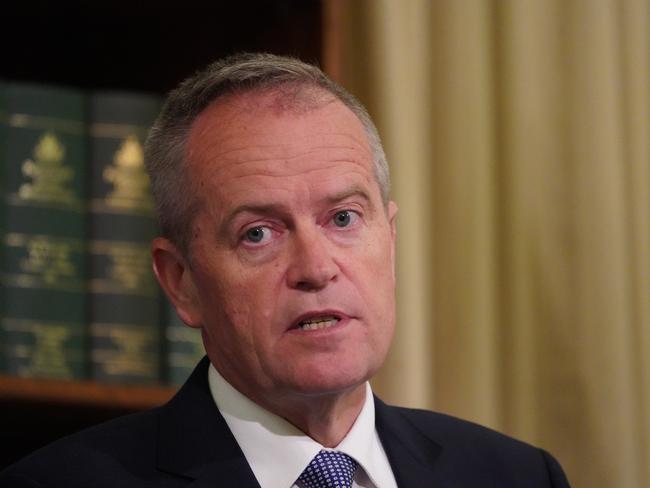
{"left": 245, "top": 226, "right": 266, "bottom": 243}
{"left": 333, "top": 210, "right": 352, "bottom": 227}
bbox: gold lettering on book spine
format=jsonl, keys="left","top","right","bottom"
{"left": 19, "top": 237, "right": 77, "bottom": 285}
{"left": 19, "top": 132, "right": 78, "bottom": 205}
{"left": 89, "top": 241, "right": 157, "bottom": 295}
{"left": 3, "top": 320, "right": 79, "bottom": 379}
{"left": 103, "top": 135, "right": 154, "bottom": 212}
{"left": 28, "top": 325, "right": 73, "bottom": 378}
{"left": 91, "top": 324, "right": 158, "bottom": 377}
{"left": 108, "top": 244, "right": 154, "bottom": 291}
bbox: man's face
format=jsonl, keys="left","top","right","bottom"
{"left": 181, "top": 90, "right": 397, "bottom": 403}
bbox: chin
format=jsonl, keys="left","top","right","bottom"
{"left": 283, "top": 361, "right": 376, "bottom": 397}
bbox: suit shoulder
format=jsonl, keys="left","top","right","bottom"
{"left": 389, "top": 405, "right": 534, "bottom": 450}
{"left": 377, "top": 403, "right": 571, "bottom": 487}
{"left": 389, "top": 407, "right": 539, "bottom": 456}
{"left": 0, "top": 408, "right": 161, "bottom": 486}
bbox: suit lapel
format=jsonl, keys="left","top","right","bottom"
{"left": 156, "top": 356, "right": 261, "bottom": 487}
{"left": 156, "top": 360, "right": 445, "bottom": 487}
{"left": 375, "top": 396, "right": 446, "bottom": 488}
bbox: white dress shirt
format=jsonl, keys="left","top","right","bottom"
{"left": 208, "top": 364, "right": 398, "bottom": 488}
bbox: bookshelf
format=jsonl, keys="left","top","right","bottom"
{"left": 1, "top": 0, "right": 331, "bottom": 469}
{"left": 0, "top": 374, "right": 175, "bottom": 410}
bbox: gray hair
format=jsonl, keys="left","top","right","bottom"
{"left": 144, "top": 52, "right": 389, "bottom": 256}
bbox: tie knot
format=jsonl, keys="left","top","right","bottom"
{"left": 297, "top": 450, "right": 358, "bottom": 488}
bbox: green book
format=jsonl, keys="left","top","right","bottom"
{"left": 0, "top": 82, "right": 87, "bottom": 380}
{"left": 88, "top": 91, "right": 163, "bottom": 384}
{"left": 165, "top": 299, "right": 205, "bottom": 385}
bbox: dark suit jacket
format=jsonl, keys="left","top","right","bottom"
{"left": 0, "top": 357, "right": 570, "bottom": 487}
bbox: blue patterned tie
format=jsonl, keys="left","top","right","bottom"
{"left": 297, "top": 450, "right": 358, "bottom": 488}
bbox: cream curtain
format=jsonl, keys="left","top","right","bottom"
{"left": 331, "top": 1, "right": 650, "bottom": 487}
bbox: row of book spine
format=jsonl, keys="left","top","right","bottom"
{"left": 0, "top": 82, "right": 204, "bottom": 386}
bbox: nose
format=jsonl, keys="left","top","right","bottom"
{"left": 286, "top": 227, "right": 338, "bottom": 291}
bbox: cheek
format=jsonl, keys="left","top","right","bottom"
{"left": 341, "top": 235, "right": 396, "bottom": 332}
{"left": 358, "top": 233, "right": 395, "bottom": 291}
{"left": 199, "top": 265, "right": 280, "bottom": 341}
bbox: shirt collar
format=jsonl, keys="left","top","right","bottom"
{"left": 208, "top": 364, "right": 392, "bottom": 488}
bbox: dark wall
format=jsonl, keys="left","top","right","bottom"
{"left": 1, "top": 0, "right": 322, "bottom": 92}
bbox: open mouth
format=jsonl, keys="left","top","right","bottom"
{"left": 295, "top": 315, "right": 341, "bottom": 331}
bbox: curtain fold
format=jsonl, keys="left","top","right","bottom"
{"left": 336, "top": 1, "right": 650, "bottom": 487}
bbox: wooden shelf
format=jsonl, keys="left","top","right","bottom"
{"left": 0, "top": 375, "right": 176, "bottom": 411}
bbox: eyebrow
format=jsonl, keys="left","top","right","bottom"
{"left": 321, "top": 185, "right": 372, "bottom": 207}
{"left": 223, "top": 184, "right": 374, "bottom": 228}
{"left": 224, "top": 202, "right": 288, "bottom": 227}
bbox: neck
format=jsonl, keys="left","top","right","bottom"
{"left": 225, "top": 374, "right": 367, "bottom": 446}
{"left": 213, "top": 363, "right": 369, "bottom": 447}
{"left": 267, "top": 385, "right": 367, "bottom": 447}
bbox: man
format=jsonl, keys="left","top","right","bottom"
{"left": 0, "top": 53, "right": 571, "bottom": 487}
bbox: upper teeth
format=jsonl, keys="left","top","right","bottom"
{"left": 299, "top": 316, "right": 338, "bottom": 330}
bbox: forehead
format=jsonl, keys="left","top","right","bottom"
{"left": 185, "top": 89, "right": 375, "bottom": 187}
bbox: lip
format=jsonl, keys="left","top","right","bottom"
{"left": 288, "top": 310, "right": 349, "bottom": 331}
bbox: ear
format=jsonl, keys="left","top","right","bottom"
{"left": 151, "top": 237, "right": 202, "bottom": 328}
{"left": 387, "top": 200, "right": 398, "bottom": 241}
{"left": 387, "top": 201, "right": 398, "bottom": 279}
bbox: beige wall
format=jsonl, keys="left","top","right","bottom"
{"left": 331, "top": 1, "right": 650, "bottom": 486}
